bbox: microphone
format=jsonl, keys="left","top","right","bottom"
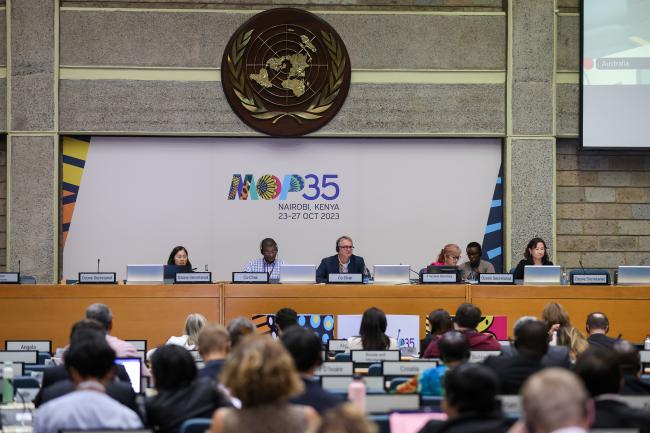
{"left": 18, "top": 259, "right": 21, "bottom": 274}
{"left": 579, "top": 260, "right": 586, "bottom": 274}
{"left": 396, "top": 328, "right": 402, "bottom": 348}
{"left": 97, "top": 258, "right": 100, "bottom": 273}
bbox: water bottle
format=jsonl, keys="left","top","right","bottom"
{"left": 645, "top": 335, "right": 650, "bottom": 350}
{"left": 561, "top": 271, "right": 568, "bottom": 285}
{"left": 2, "top": 360, "right": 14, "bottom": 404}
{"left": 347, "top": 374, "right": 366, "bottom": 412}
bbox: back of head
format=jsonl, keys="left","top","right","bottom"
{"left": 85, "top": 303, "right": 113, "bottom": 331}
{"left": 522, "top": 369, "right": 589, "bottom": 433}
{"left": 438, "top": 331, "right": 470, "bottom": 364}
{"left": 198, "top": 324, "right": 230, "bottom": 357}
{"left": 65, "top": 333, "right": 116, "bottom": 380}
{"left": 69, "top": 319, "right": 107, "bottom": 344}
{"left": 575, "top": 346, "right": 621, "bottom": 396}
{"left": 275, "top": 308, "right": 299, "bottom": 332}
{"left": 359, "top": 307, "right": 389, "bottom": 351}
{"left": 221, "top": 335, "right": 302, "bottom": 407}
{"left": 184, "top": 313, "right": 207, "bottom": 346}
{"left": 514, "top": 320, "right": 549, "bottom": 357}
{"left": 454, "top": 303, "right": 482, "bottom": 330}
{"left": 428, "top": 309, "right": 453, "bottom": 336}
{"left": 444, "top": 363, "right": 499, "bottom": 414}
{"left": 227, "top": 316, "right": 256, "bottom": 348}
{"left": 541, "top": 302, "right": 570, "bottom": 328}
{"left": 150, "top": 344, "right": 197, "bottom": 391}
{"left": 585, "top": 312, "right": 609, "bottom": 333}
{"left": 281, "top": 325, "right": 322, "bottom": 373}
{"left": 316, "top": 403, "right": 378, "bottom": 433}
{"left": 613, "top": 340, "right": 640, "bottom": 376}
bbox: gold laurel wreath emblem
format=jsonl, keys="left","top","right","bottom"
{"left": 227, "top": 29, "right": 346, "bottom": 125}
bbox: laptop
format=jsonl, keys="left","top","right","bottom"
{"left": 374, "top": 265, "right": 410, "bottom": 284}
{"left": 279, "top": 264, "right": 316, "bottom": 284}
{"left": 523, "top": 265, "right": 561, "bottom": 285}
{"left": 617, "top": 266, "right": 650, "bottom": 285}
{"left": 115, "top": 357, "right": 142, "bottom": 393}
{"left": 126, "top": 264, "right": 164, "bottom": 285}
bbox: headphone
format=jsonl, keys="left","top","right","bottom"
{"left": 335, "top": 236, "right": 352, "bottom": 253}
{"left": 260, "top": 238, "right": 277, "bottom": 254}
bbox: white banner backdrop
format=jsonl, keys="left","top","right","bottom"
{"left": 63, "top": 137, "right": 501, "bottom": 281}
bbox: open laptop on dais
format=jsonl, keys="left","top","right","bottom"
{"left": 373, "top": 265, "right": 410, "bottom": 284}
{"left": 279, "top": 264, "right": 316, "bottom": 284}
{"left": 126, "top": 264, "right": 164, "bottom": 285}
{"left": 523, "top": 265, "right": 561, "bottom": 285}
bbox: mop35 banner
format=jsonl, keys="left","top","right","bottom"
{"left": 228, "top": 174, "right": 340, "bottom": 201}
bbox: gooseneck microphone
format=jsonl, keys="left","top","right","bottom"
{"left": 579, "top": 260, "right": 586, "bottom": 274}
{"left": 97, "top": 258, "right": 100, "bottom": 273}
{"left": 18, "top": 259, "right": 21, "bottom": 274}
{"left": 396, "top": 328, "right": 402, "bottom": 348}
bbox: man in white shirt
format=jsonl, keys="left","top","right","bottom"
{"left": 33, "top": 333, "right": 143, "bottom": 433}
{"left": 243, "top": 237, "right": 284, "bottom": 280}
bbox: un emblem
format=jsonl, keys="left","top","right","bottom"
{"left": 221, "top": 8, "right": 351, "bottom": 136}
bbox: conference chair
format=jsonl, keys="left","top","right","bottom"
{"left": 334, "top": 353, "right": 351, "bottom": 362}
{"left": 368, "top": 414, "right": 389, "bottom": 433}
{"left": 368, "top": 363, "right": 382, "bottom": 376}
{"left": 179, "top": 418, "right": 211, "bottom": 433}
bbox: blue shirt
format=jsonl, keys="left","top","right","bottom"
{"left": 243, "top": 258, "right": 284, "bottom": 280}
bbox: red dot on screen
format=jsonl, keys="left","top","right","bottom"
{"left": 584, "top": 58, "right": 594, "bottom": 70}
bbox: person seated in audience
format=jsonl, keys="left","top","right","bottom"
{"left": 167, "top": 245, "right": 192, "bottom": 270}
{"left": 314, "top": 403, "right": 378, "bottom": 433}
{"left": 574, "top": 346, "right": 650, "bottom": 433}
{"left": 86, "top": 302, "right": 151, "bottom": 376}
{"left": 421, "top": 309, "right": 453, "bottom": 357}
{"left": 276, "top": 307, "right": 299, "bottom": 336}
{"left": 33, "top": 334, "right": 143, "bottom": 433}
{"left": 500, "top": 316, "right": 571, "bottom": 369}
{"left": 541, "top": 302, "right": 588, "bottom": 362}
{"left": 281, "top": 326, "right": 343, "bottom": 413}
{"left": 458, "top": 242, "right": 495, "bottom": 281}
{"left": 346, "top": 307, "right": 398, "bottom": 351}
{"left": 398, "top": 330, "right": 470, "bottom": 395}
{"left": 585, "top": 312, "right": 617, "bottom": 350}
{"left": 512, "top": 368, "right": 594, "bottom": 433}
{"left": 34, "top": 320, "right": 137, "bottom": 412}
{"left": 243, "top": 237, "right": 284, "bottom": 281}
{"left": 167, "top": 313, "right": 207, "bottom": 349}
{"left": 430, "top": 243, "right": 462, "bottom": 267}
{"left": 317, "top": 235, "right": 366, "bottom": 283}
{"left": 484, "top": 320, "right": 548, "bottom": 394}
{"left": 418, "top": 364, "right": 509, "bottom": 433}
{"left": 197, "top": 323, "right": 230, "bottom": 381}
{"left": 146, "top": 345, "right": 232, "bottom": 433}
{"left": 424, "top": 303, "right": 500, "bottom": 358}
{"left": 512, "top": 237, "right": 553, "bottom": 280}
{"left": 209, "top": 336, "right": 319, "bottom": 433}
{"left": 226, "top": 316, "right": 256, "bottom": 348}
{"left": 614, "top": 340, "right": 650, "bottom": 395}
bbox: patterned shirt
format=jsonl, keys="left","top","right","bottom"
{"left": 243, "top": 258, "right": 284, "bottom": 280}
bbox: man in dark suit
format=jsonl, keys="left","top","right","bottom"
{"left": 614, "top": 340, "right": 650, "bottom": 395}
{"left": 316, "top": 235, "right": 366, "bottom": 283}
{"left": 281, "top": 325, "right": 343, "bottom": 414}
{"left": 585, "top": 312, "right": 617, "bottom": 350}
{"left": 484, "top": 320, "right": 548, "bottom": 394}
{"left": 575, "top": 346, "right": 650, "bottom": 433}
{"left": 500, "top": 316, "right": 571, "bottom": 368}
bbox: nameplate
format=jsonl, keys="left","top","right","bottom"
{"left": 0, "top": 272, "right": 20, "bottom": 284}
{"left": 366, "top": 394, "right": 420, "bottom": 413}
{"left": 479, "top": 273, "right": 515, "bottom": 284}
{"left": 499, "top": 395, "right": 522, "bottom": 414}
{"left": 421, "top": 273, "right": 457, "bottom": 284}
{"left": 570, "top": 273, "right": 609, "bottom": 285}
{"left": 78, "top": 272, "right": 117, "bottom": 284}
{"left": 382, "top": 360, "right": 438, "bottom": 375}
{"left": 328, "top": 273, "right": 362, "bottom": 283}
{"left": 328, "top": 339, "right": 349, "bottom": 352}
{"left": 469, "top": 350, "right": 500, "bottom": 363}
{"left": 640, "top": 351, "right": 650, "bottom": 363}
{"left": 619, "top": 395, "right": 650, "bottom": 410}
{"left": 314, "top": 362, "right": 354, "bottom": 376}
{"left": 0, "top": 350, "right": 38, "bottom": 364}
{"left": 5, "top": 340, "right": 52, "bottom": 352}
{"left": 175, "top": 272, "right": 211, "bottom": 283}
{"left": 232, "top": 272, "right": 269, "bottom": 283}
{"left": 126, "top": 340, "right": 147, "bottom": 352}
{"left": 321, "top": 375, "right": 385, "bottom": 393}
{"left": 351, "top": 350, "right": 400, "bottom": 363}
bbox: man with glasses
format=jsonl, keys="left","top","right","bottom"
{"left": 316, "top": 235, "right": 366, "bottom": 283}
{"left": 458, "top": 242, "right": 495, "bottom": 281}
{"left": 243, "top": 237, "right": 284, "bottom": 281}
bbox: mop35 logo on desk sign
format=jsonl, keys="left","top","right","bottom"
{"left": 227, "top": 173, "right": 340, "bottom": 201}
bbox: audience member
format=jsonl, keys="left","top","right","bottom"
{"left": 500, "top": 316, "right": 571, "bottom": 368}
{"left": 431, "top": 243, "right": 462, "bottom": 267}
{"left": 585, "top": 312, "right": 617, "bottom": 350}
{"left": 515, "top": 368, "right": 593, "bottom": 433}
{"left": 168, "top": 313, "right": 207, "bottom": 349}
{"left": 226, "top": 316, "right": 256, "bottom": 348}
{"left": 458, "top": 242, "right": 495, "bottom": 281}
{"left": 614, "top": 340, "right": 650, "bottom": 395}
{"left": 418, "top": 364, "right": 508, "bottom": 433}
{"left": 210, "top": 336, "right": 319, "bottom": 433}
{"left": 424, "top": 303, "right": 500, "bottom": 358}
{"left": 197, "top": 323, "right": 231, "bottom": 381}
{"left": 421, "top": 309, "right": 453, "bottom": 357}
{"left": 146, "top": 345, "right": 231, "bottom": 433}
{"left": 347, "top": 307, "right": 397, "bottom": 350}
{"left": 314, "top": 404, "right": 378, "bottom": 433}
{"left": 512, "top": 237, "right": 554, "bottom": 280}
{"left": 484, "top": 320, "right": 547, "bottom": 394}
{"left": 33, "top": 334, "right": 142, "bottom": 433}
{"left": 575, "top": 346, "right": 650, "bottom": 433}
{"left": 276, "top": 307, "right": 299, "bottom": 336}
{"left": 541, "top": 302, "right": 588, "bottom": 361}
{"left": 281, "top": 326, "right": 343, "bottom": 413}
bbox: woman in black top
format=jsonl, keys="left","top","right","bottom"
{"left": 512, "top": 237, "right": 553, "bottom": 279}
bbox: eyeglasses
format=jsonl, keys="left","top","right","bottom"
{"left": 446, "top": 254, "right": 461, "bottom": 261}
{"left": 339, "top": 246, "right": 354, "bottom": 250}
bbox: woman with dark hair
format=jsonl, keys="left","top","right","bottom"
{"left": 512, "top": 237, "right": 554, "bottom": 280}
{"left": 347, "top": 307, "right": 397, "bottom": 351}
{"left": 146, "top": 345, "right": 231, "bottom": 433}
{"left": 167, "top": 246, "right": 192, "bottom": 270}
{"left": 421, "top": 309, "right": 453, "bottom": 357}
